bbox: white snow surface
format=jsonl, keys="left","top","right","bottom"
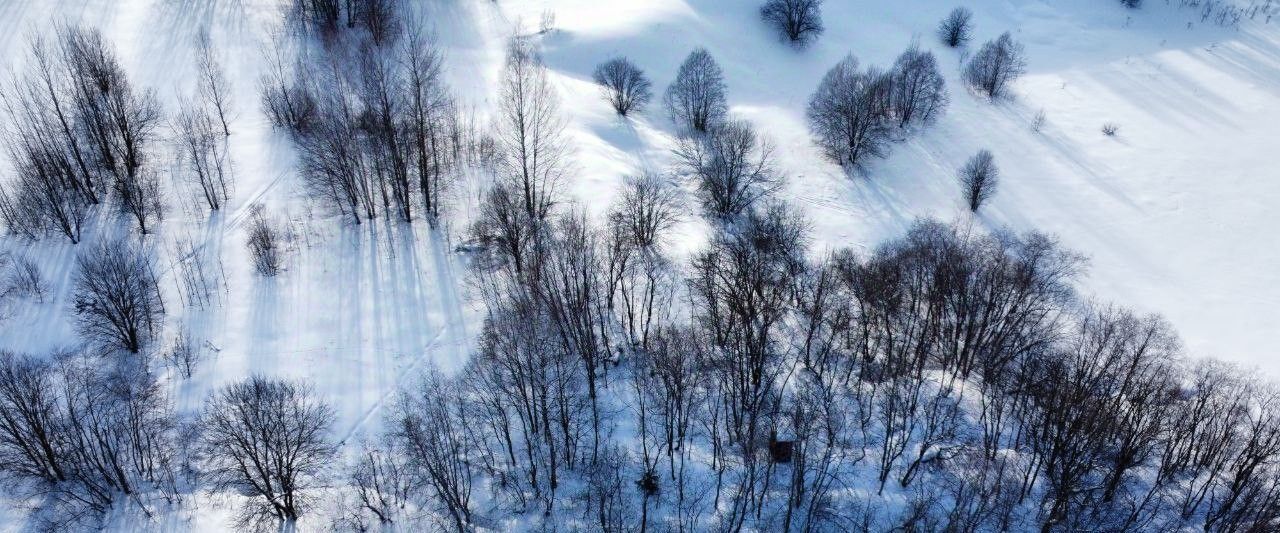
{"left": 0, "top": 0, "right": 1277, "bottom": 528}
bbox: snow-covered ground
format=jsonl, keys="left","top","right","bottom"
{"left": 0, "top": 0, "right": 1277, "bottom": 528}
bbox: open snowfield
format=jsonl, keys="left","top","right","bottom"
{"left": 0, "top": 0, "right": 1277, "bottom": 529}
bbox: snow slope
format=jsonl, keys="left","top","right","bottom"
{"left": 0, "top": 0, "right": 1277, "bottom": 528}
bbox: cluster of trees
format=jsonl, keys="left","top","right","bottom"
{"left": 265, "top": 0, "right": 473, "bottom": 225}
{"left": 807, "top": 45, "right": 949, "bottom": 170}
{"left": 0, "top": 25, "right": 164, "bottom": 242}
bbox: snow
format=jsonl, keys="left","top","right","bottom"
{"left": 0, "top": 0, "right": 1277, "bottom": 528}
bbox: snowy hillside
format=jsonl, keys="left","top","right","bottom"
{"left": 0, "top": 0, "right": 1277, "bottom": 531}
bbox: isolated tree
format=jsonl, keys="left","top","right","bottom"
{"left": 195, "top": 30, "right": 232, "bottom": 136}
{"left": 675, "top": 119, "right": 781, "bottom": 218}
{"left": 959, "top": 149, "right": 998, "bottom": 211}
{"left": 760, "top": 0, "right": 825, "bottom": 45}
{"left": 72, "top": 241, "right": 164, "bottom": 354}
{"left": 890, "top": 45, "right": 948, "bottom": 127}
{"left": 593, "top": 57, "right": 652, "bottom": 116}
{"left": 496, "top": 38, "right": 568, "bottom": 221}
{"left": 938, "top": 7, "right": 973, "bottom": 47}
{"left": 964, "top": 32, "right": 1026, "bottom": 100}
{"left": 197, "top": 376, "right": 337, "bottom": 529}
{"left": 246, "top": 204, "right": 283, "bottom": 276}
{"left": 806, "top": 55, "right": 892, "bottom": 170}
{"left": 664, "top": 48, "right": 728, "bottom": 135}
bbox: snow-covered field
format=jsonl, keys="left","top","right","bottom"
{"left": 0, "top": 0, "right": 1278, "bottom": 530}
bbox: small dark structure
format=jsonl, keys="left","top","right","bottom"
{"left": 769, "top": 431, "right": 795, "bottom": 463}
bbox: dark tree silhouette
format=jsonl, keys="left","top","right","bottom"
{"left": 664, "top": 48, "right": 728, "bottom": 135}
{"left": 593, "top": 57, "right": 652, "bottom": 116}
{"left": 760, "top": 0, "right": 825, "bottom": 45}
{"left": 959, "top": 149, "right": 998, "bottom": 211}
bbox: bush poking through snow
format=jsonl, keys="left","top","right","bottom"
{"left": 960, "top": 149, "right": 999, "bottom": 211}
{"left": 760, "top": 0, "right": 825, "bottom": 45}
{"left": 593, "top": 57, "right": 653, "bottom": 116}
{"left": 1102, "top": 122, "right": 1119, "bottom": 136}
{"left": 964, "top": 32, "right": 1027, "bottom": 100}
{"left": 72, "top": 240, "right": 164, "bottom": 354}
{"left": 938, "top": 7, "right": 974, "bottom": 48}
{"left": 1032, "top": 108, "right": 1047, "bottom": 132}
{"left": 246, "top": 205, "right": 283, "bottom": 277}
{"left": 664, "top": 48, "right": 728, "bottom": 135}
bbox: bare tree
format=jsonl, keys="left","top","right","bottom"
{"left": 58, "top": 24, "right": 164, "bottom": 234}
{"left": 0, "top": 351, "right": 66, "bottom": 485}
{"left": 760, "top": 0, "right": 825, "bottom": 45}
{"left": 938, "top": 7, "right": 973, "bottom": 47}
{"left": 402, "top": 24, "right": 455, "bottom": 223}
{"left": 391, "top": 367, "right": 475, "bottom": 531}
{"left": 963, "top": 32, "right": 1026, "bottom": 100}
{"left": 806, "top": 55, "right": 892, "bottom": 170}
{"left": 608, "top": 171, "right": 682, "bottom": 250}
{"left": 72, "top": 240, "right": 164, "bottom": 354}
{"left": 890, "top": 45, "right": 948, "bottom": 128}
{"left": 173, "top": 97, "right": 232, "bottom": 211}
{"left": 495, "top": 38, "right": 568, "bottom": 222}
{"left": 959, "top": 149, "right": 998, "bottom": 211}
{"left": 197, "top": 376, "right": 337, "bottom": 529}
{"left": 593, "top": 57, "right": 652, "bottom": 116}
{"left": 664, "top": 48, "right": 728, "bottom": 135}
{"left": 195, "top": 29, "right": 232, "bottom": 136}
{"left": 674, "top": 119, "right": 781, "bottom": 219}
{"left": 246, "top": 204, "right": 283, "bottom": 276}
{"left": 346, "top": 443, "right": 413, "bottom": 528}
{"left": 261, "top": 42, "right": 317, "bottom": 136}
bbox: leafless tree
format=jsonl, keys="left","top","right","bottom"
{"left": 938, "top": 7, "right": 973, "bottom": 47}
{"left": 346, "top": 443, "right": 413, "bottom": 528}
{"left": 72, "top": 240, "right": 164, "bottom": 354}
{"left": 608, "top": 171, "right": 682, "bottom": 250}
{"left": 195, "top": 30, "right": 232, "bottom": 136}
{"left": 391, "top": 367, "right": 475, "bottom": 531}
{"left": 593, "top": 57, "right": 652, "bottom": 116}
{"left": 402, "top": 24, "right": 455, "bottom": 224}
{"left": 963, "top": 32, "right": 1026, "bottom": 100}
{"left": 959, "top": 149, "right": 998, "bottom": 211}
{"left": 664, "top": 48, "right": 728, "bottom": 135}
{"left": 246, "top": 204, "right": 283, "bottom": 276}
{"left": 890, "top": 45, "right": 949, "bottom": 128}
{"left": 58, "top": 24, "right": 164, "bottom": 234}
{"left": 496, "top": 37, "right": 568, "bottom": 221}
{"left": 806, "top": 55, "right": 893, "bottom": 170}
{"left": 173, "top": 97, "right": 232, "bottom": 211}
{"left": 0, "top": 351, "right": 66, "bottom": 485}
{"left": 675, "top": 119, "right": 781, "bottom": 219}
{"left": 760, "top": 0, "right": 825, "bottom": 45}
{"left": 261, "top": 42, "right": 317, "bottom": 136}
{"left": 197, "top": 376, "right": 337, "bottom": 529}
